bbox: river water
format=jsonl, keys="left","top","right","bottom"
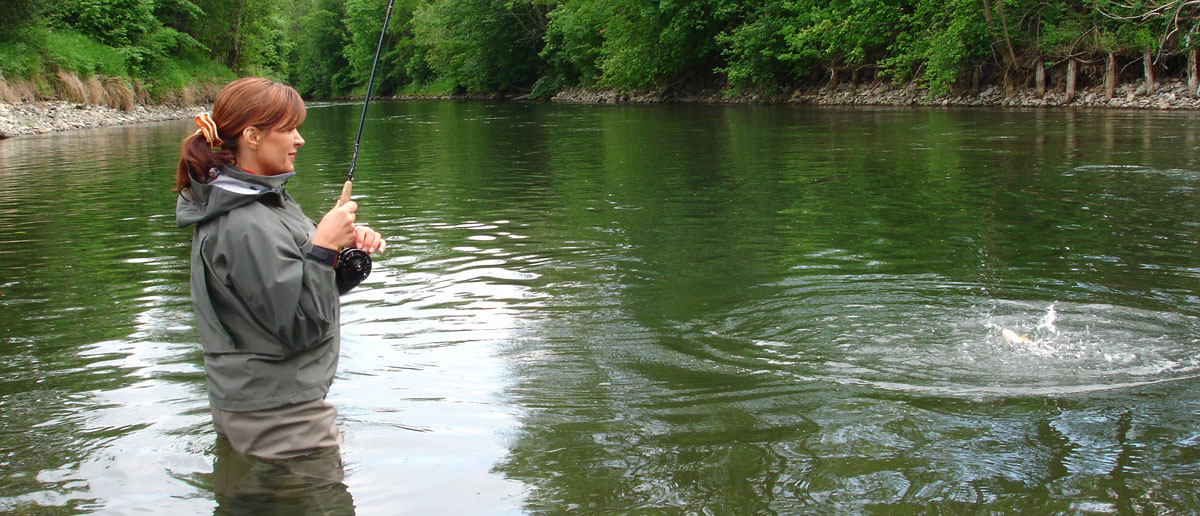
{"left": 2, "top": 102, "right": 1200, "bottom": 514}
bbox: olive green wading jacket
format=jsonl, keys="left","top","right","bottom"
{"left": 176, "top": 165, "right": 340, "bottom": 412}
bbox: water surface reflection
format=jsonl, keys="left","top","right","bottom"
{"left": 212, "top": 439, "right": 353, "bottom": 515}
{"left": 2, "top": 105, "right": 1199, "bottom": 514}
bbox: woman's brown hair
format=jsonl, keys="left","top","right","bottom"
{"left": 175, "top": 77, "right": 307, "bottom": 196}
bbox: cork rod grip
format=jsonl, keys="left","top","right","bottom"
{"left": 338, "top": 180, "right": 353, "bottom": 207}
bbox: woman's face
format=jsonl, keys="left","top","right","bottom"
{"left": 250, "top": 126, "right": 305, "bottom": 176}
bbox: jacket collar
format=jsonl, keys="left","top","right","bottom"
{"left": 175, "top": 165, "right": 295, "bottom": 228}
{"left": 214, "top": 164, "right": 294, "bottom": 191}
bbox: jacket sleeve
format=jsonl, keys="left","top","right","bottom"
{"left": 209, "top": 209, "right": 339, "bottom": 353}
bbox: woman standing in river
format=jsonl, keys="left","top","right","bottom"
{"left": 174, "top": 77, "right": 385, "bottom": 459}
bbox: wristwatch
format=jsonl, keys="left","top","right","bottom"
{"left": 307, "top": 245, "right": 339, "bottom": 268}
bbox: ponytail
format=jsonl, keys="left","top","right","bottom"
{"left": 175, "top": 131, "right": 235, "bottom": 197}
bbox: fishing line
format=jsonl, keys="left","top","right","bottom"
{"left": 335, "top": 0, "right": 396, "bottom": 294}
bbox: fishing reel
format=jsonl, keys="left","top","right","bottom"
{"left": 333, "top": 0, "right": 393, "bottom": 295}
{"left": 336, "top": 248, "right": 371, "bottom": 294}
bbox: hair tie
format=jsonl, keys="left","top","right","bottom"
{"left": 194, "top": 112, "right": 223, "bottom": 147}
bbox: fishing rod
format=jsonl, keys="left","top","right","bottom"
{"left": 335, "top": 0, "right": 395, "bottom": 294}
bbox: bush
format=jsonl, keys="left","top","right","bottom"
{"left": 881, "top": 0, "right": 990, "bottom": 95}
{"left": 47, "top": 0, "right": 157, "bottom": 48}
{"left": 0, "top": 39, "right": 45, "bottom": 79}
{"left": 718, "top": 3, "right": 792, "bottom": 92}
{"left": 541, "top": 0, "right": 607, "bottom": 86}
{"left": 141, "top": 48, "right": 234, "bottom": 102}
{"left": 594, "top": 0, "right": 737, "bottom": 91}
{"left": 42, "top": 29, "right": 128, "bottom": 77}
{"left": 529, "top": 74, "right": 563, "bottom": 99}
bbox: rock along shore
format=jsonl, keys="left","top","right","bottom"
{"left": 552, "top": 78, "right": 1200, "bottom": 110}
{"left": 3, "top": 79, "right": 1197, "bottom": 139}
{"left": 0, "top": 102, "right": 201, "bottom": 139}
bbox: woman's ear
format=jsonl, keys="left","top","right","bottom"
{"left": 242, "top": 126, "right": 260, "bottom": 150}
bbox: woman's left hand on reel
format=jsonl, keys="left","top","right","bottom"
{"left": 313, "top": 200, "right": 385, "bottom": 255}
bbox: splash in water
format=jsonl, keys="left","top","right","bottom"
{"left": 986, "top": 301, "right": 1193, "bottom": 374}
{"left": 1036, "top": 302, "right": 1059, "bottom": 335}
{"left": 994, "top": 302, "right": 1061, "bottom": 356}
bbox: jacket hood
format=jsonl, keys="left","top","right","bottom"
{"left": 176, "top": 165, "right": 294, "bottom": 228}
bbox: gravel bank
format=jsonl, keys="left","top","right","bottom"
{"left": 0, "top": 102, "right": 200, "bottom": 138}
{"left": 553, "top": 78, "right": 1200, "bottom": 110}
{"left": 3, "top": 79, "right": 1197, "bottom": 140}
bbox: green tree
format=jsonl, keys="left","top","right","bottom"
{"left": 412, "top": 0, "right": 549, "bottom": 93}
{"left": 47, "top": 0, "right": 156, "bottom": 48}
{"left": 6, "top": 0, "right": 1200, "bottom": 103}
{"left": 342, "top": 0, "right": 411, "bottom": 94}
{"left": 338, "top": 0, "right": 438, "bottom": 95}
{"left": 188, "top": 0, "right": 287, "bottom": 75}
{"left": 882, "top": 0, "right": 991, "bottom": 95}
{"left": 0, "top": 0, "right": 46, "bottom": 43}
{"left": 154, "top": 0, "right": 205, "bottom": 33}
{"left": 286, "top": 0, "right": 351, "bottom": 98}
{"left": 595, "top": 0, "right": 738, "bottom": 91}
{"left": 717, "top": 2, "right": 792, "bottom": 92}
{"left": 41, "top": 0, "right": 203, "bottom": 78}
{"left": 541, "top": 0, "right": 608, "bottom": 86}
{"left": 780, "top": 0, "right": 904, "bottom": 87}
{"left": 1093, "top": 0, "right": 1167, "bottom": 54}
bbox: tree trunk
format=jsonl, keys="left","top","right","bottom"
{"left": 1143, "top": 47, "right": 1155, "bottom": 95}
{"left": 1189, "top": 49, "right": 1198, "bottom": 98}
{"left": 1105, "top": 53, "right": 1116, "bottom": 100}
{"left": 851, "top": 67, "right": 859, "bottom": 92}
{"left": 1034, "top": 58, "right": 1045, "bottom": 98}
{"left": 971, "top": 67, "right": 981, "bottom": 95}
{"left": 229, "top": 3, "right": 243, "bottom": 72}
{"left": 1065, "top": 59, "right": 1077, "bottom": 104}
{"left": 828, "top": 65, "right": 838, "bottom": 91}
{"left": 1004, "top": 69, "right": 1015, "bottom": 98}
{"left": 983, "top": 0, "right": 1018, "bottom": 71}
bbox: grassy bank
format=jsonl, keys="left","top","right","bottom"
{"left": 0, "top": 69, "right": 222, "bottom": 110}
{"left": 0, "top": 24, "right": 234, "bottom": 138}
{"left": 0, "top": 24, "right": 234, "bottom": 108}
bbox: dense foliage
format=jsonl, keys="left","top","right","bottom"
{"left": 1, "top": 0, "right": 1198, "bottom": 101}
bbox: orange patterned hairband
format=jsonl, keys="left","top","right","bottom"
{"left": 194, "top": 112, "right": 223, "bottom": 147}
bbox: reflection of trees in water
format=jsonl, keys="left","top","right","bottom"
{"left": 211, "top": 438, "right": 355, "bottom": 515}
{"left": 495, "top": 367, "right": 811, "bottom": 513}
{"left": 488, "top": 107, "right": 1200, "bottom": 513}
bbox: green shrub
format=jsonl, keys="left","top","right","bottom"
{"left": 412, "top": 0, "right": 546, "bottom": 93}
{"left": 529, "top": 74, "right": 563, "bottom": 99}
{"left": 717, "top": 3, "right": 791, "bottom": 92}
{"left": 881, "top": 0, "right": 989, "bottom": 96}
{"left": 43, "top": 29, "right": 129, "bottom": 77}
{"left": 0, "top": 39, "right": 44, "bottom": 78}
{"left": 541, "top": 0, "right": 607, "bottom": 86}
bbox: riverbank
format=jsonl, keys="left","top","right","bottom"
{"left": 3, "top": 78, "right": 1197, "bottom": 139}
{"left": 0, "top": 101, "right": 201, "bottom": 138}
{"left": 553, "top": 77, "right": 1200, "bottom": 110}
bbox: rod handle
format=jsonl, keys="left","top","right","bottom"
{"left": 338, "top": 180, "right": 353, "bottom": 207}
